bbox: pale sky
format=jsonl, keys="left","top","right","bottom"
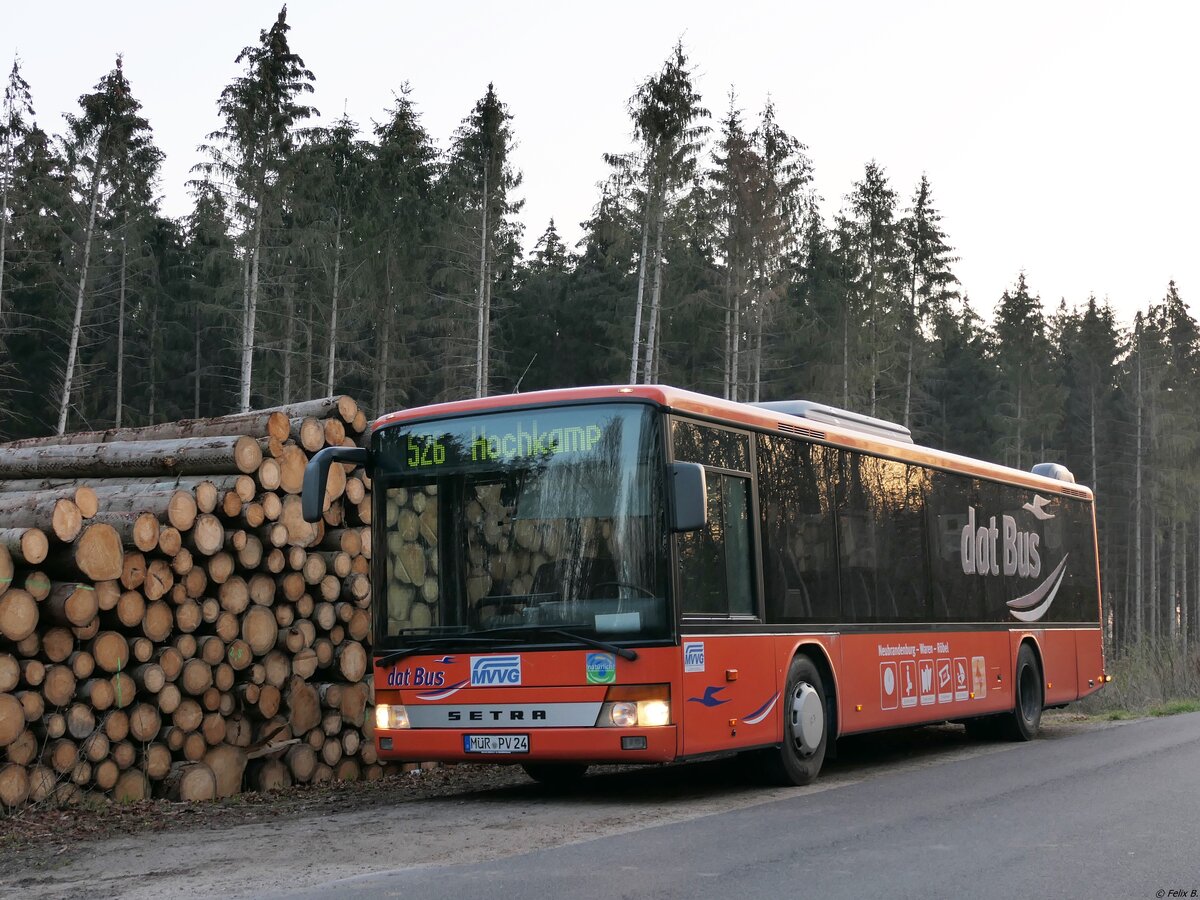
{"left": 8, "top": 0, "right": 1197, "bottom": 325}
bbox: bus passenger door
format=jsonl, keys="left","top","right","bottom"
{"left": 676, "top": 467, "right": 778, "bottom": 755}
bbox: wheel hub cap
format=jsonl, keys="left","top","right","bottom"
{"left": 790, "top": 683, "right": 823, "bottom": 756}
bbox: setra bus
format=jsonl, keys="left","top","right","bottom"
{"left": 302, "top": 385, "right": 1106, "bottom": 785}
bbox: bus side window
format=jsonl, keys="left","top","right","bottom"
{"left": 678, "top": 471, "right": 755, "bottom": 618}
{"left": 757, "top": 434, "right": 838, "bottom": 623}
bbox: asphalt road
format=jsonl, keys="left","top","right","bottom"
{"left": 292, "top": 712, "right": 1200, "bottom": 900}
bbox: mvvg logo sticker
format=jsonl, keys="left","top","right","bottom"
{"left": 470, "top": 655, "right": 522, "bottom": 686}
{"left": 683, "top": 642, "right": 705, "bottom": 673}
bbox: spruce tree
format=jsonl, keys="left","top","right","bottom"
{"left": 197, "top": 5, "right": 315, "bottom": 411}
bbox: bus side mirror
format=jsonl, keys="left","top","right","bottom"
{"left": 302, "top": 446, "right": 370, "bottom": 523}
{"left": 669, "top": 462, "right": 707, "bottom": 532}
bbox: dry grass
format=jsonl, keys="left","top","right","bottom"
{"left": 1077, "top": 639, "right": 1200, "bottom": 715}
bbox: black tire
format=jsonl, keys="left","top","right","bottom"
{"left": 521, "top": 763, "right": 589, "bottom": 785}
{"left": 1000, "top": 643, "right": 1043, "bottom": 742}
{"left": 762, "top": 655, "right": 829, "bottom": 786}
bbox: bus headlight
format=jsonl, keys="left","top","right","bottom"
{"left": 610, "top": 701, "right": 638, "bottom": 727}
{"left": 638, "top": 699, "right": 670, "bottom": 727}
{"left": 596, "top": 685, "right": 671, "bottom": 727}
{"left": 376, "top": 703, "right": 410, "bottom": 730}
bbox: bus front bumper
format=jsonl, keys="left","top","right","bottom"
{"left": 376, "top": 726, "right": 678, "bottom": 764}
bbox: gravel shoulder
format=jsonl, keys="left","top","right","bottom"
{"left": 0, "top": 713, "right": 1126, "bottom": 899}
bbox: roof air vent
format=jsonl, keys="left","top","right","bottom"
{"left": 752, "top": 400, "right": 913, "bottom": 444}
{"left": 1031, "top": 462, "right": 1075, "bottom": 484}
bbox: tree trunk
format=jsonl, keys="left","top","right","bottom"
{"left": 475, "top": 168, "right": 489, "bottom": 399}
{"left": 629, "top": 183, "right": 653, "bottom": 384}
{"left": 0, "top": 435, "right": 262, "bottom": 479}
{"left": 57, "top": 152, "right": 104, "bottom": 435}
{"left": 282, "top": 281, "right": 294, "bottom": 404}
{"left": 642, "top": 201, "right": 665, "bottom": 385}
{"left": 1135, "top": 349, "right": 1143, "bottom": 644}
{"left": 116, "top": 221, "right": 127, "bottom": 429}
{"left": 326, "top": 213, "right": 342, "bottom": 394}
{"left": 240, "top": 185, "right": 265, "bottom": 413}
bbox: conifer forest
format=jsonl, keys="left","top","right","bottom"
{"left": 0, "top": 9, "right": 1195, "bottom": 660}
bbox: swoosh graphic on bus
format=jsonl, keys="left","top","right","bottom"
{"left": 1006, "top": 555, "right": 1070, "bottom": 622}
{"left": 742, "top": 693, "right": 779, "bottom": 725}
{"left": 1022, "top": 495, "right": 1055, "bottom": 521}
{"left": 415, "top": 679, "right": 470, "bottom": 701}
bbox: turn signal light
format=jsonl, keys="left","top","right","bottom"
{"left": 375, "top": 703, "right": 410, "bottom": 730}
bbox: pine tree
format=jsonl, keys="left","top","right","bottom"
{"left": 899, "top": 174, "right": 958, "bottom": 427}
{"left": 57, "top": 56, "right": 160, "bottom": 433}
{"left": 0, "top": 56, "right": 34, "bottom": 327}
{"left": 611, "top": 42, "right": 708, "bottom": 383}
{"left": 367, "top": 86, "right": 437, "bottom": 411}
{"left": 197, "top": 5, "right": 315, "bottom": 411}
{"left": 438, "top": 83, "right": 522, "bottom": 399}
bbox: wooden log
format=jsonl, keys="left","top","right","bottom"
{"left": 129, "top": 703, "right": 162, "bottom": 742}
{"left": 257, "top": 684, "right": 281, "bottom": 719}
{"left": 335, "top": 642, "right": 368, "bottom": 683}
{"left": 72, "top": 619, "right": 100, "bottom": 641}
{"left": 206, "top": 551, "right": 235, "bottom": 584}
{"left": 183, "top": 730, "right": 207, "bottom": 761}
{"left": 341, "top": 728, "right": 361, "bottom": 756}
{"left": 0, "top": 497, "right": 82, "bottom": 542}
{"left": 321, "top": 737, "right": 343, "bottom": 766}
{"left": 158, "top": 525, "right": 183, "bottom": 557}
{"left": 115, "top": 590, "right": 145, "bottom": 629}
{"left": 0, "top": 655, "right": 16, "bottom": 693}
{"left": 293, "top": 647, "right": 318, "bottom": 681}
{"left": 130, "top": 636, "right": 154, "bottom": 663}
{"left": 0, "top": 435, "right": 263, "bottom": 479}
{"left": 321, "top": 712, "right": 342, "bottom": 735}
{"left": 340, "top": 682, "right": 368, "bottom": 727}
{"left": 181, "top": 659, "right": 213, "bottom": 696}
{"left": 0, "top": 527, "right": 49, "bottom": 565}
{"left": 294, "top": 417, "right": 326, "bottom": 453}
{"left": 280, "top": 494, "right": 321, "bottom": 547}
{"left": 48, "top": 523, "right": 123, "bottom": 581}
{"left": 285, "top": 742, "right": 317, "bottom": 783}
{"left": 87, "top": 511, "right": 160, "bottom": 553}
{"left": 6, "top": 728, "right": 37, "bottom": 765}
{"left": 90, "top": 632, "right": 129, "bottom": 674}
{"left": 248, "top": 574, "right": 275, "bottom": 606}
{"left": 104, "top": 709, "right": 130, "bottom": 742}
{"left": 248, "top": 757, "right": 290, "bottom": 793}
{"left": 64, "top": 648, "right": 92, "bottom": 680}
{"left": 79, "top": 678, "right": 115, "bottom": 711}
{"left": 113, "top": 769, "right": 150, "bottom": 802}
{"left": 257, "top": 458, "right": 281, "bottom": 492}
{"left": 163, "top": 761, "right": 217, "bottom": 802}
{"left": 0, "top": 407, "right": 307, "bottom": 449}
{"left": 334, "top": 758, "right": 361, "bottom": 782}
{"left": 16, "top": 689, "right": 44, "bottom": 722}
{"left": 120, "top": 552, "right": 146, "bottom": 590}
{"left": 65, "top": 702, "right": 95, "bottom": 740}
{"left": 172, "top": 699, "right": 203, "bottom": 733}
{"left": 286, "top": 677, "right": 321, "bottom": 735}
{"left": 46, "top": 582, "right": 98, "bottom": 627}
{"left": 186, "top": 514, "right": 224, "bottom": 557}
{"left": 82, "top": 730, "right": 110, "bottom": 763}
{"left": 225, "top": 639, "right": 252, "bottom": 672}
{"left": 0, "top": 588, "right": 37, "bottom": 641}
{"left": 201, "top": 712, "right": 226, "bottom": 746}
{"left": 42, "top": 665, "right": 76, "bottom": 707}
{"left": 95, "top": 579, "right": 121, "bottom": 611}
{"left": 24, "top": 570, "right": 51, "bottom": 601}
{"left": 262, "top": 651, "right": 290, "bottom": 688}
{"left": 204, "top": 743, "right": 247, "bottom": 798}
{"left": 242, "top": 606, "right": 277, "bottom": 656}
{"left": 157, "top": 683, "right": 181, "bottom": 715}
{"left": 139, "top": 742, "right": 171, "bottom": 779}
{"left": 0, "top": 763, "right": 29, "bottom": 807}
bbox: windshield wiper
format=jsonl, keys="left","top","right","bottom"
{"left": 476, "top": 624, "right": 638, "bottom": 661}
{"left": 374, "top": 636, "right": 513, "bottom": 669}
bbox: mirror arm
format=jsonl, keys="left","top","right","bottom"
{"left": 302, "top": 446, "right": 369, "bottom": 523}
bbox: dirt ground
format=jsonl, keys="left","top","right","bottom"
{"left": 0, "top": 713, "right": 1118, "bottom": 899}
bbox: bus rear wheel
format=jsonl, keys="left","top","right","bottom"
{"left": 763, "top": 655, "right": 828, "bottom": 786}
{"left": 1000, "top": 643, "right": 1043, "bottom": 742}
{"left": 521, "top": 763, "right": 589, "bottom": 785}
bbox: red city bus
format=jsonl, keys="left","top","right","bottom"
{"left": 302, "top": 385, "right": 1106, "bottom": 785}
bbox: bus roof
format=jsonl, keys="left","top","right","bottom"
{"left": 371, "top": 385, "right": 1093, "bottom": 501}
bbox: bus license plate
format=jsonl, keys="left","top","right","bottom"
{"left": 464, "top": 734, "right": 529, "bottom": 754}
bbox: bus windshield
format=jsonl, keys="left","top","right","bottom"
{"left": 372, "top": 403, "right": 670, "bottom": 648}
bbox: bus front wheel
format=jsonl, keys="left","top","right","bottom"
{"left": 1001, "top": 643, "right": 1043, "bottom": 742}
{"left": 763, "top": 655, "right": 828, "bottom": 786}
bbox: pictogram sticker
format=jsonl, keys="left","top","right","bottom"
{"left": 936, "top": 658, "right": 953, "bottom": 703}
{"left": 880, "top": 662, "right": 898, "bottom": 710}
{"left": 954, "top": 657, "right": 969, "bottom": 701}
{"left": 900, "top": 660, "right": 917, "bottom": 708}
{"left": 919, "top": 659, "right": 935, "bottom": 706}
{"left": 971, "top": 656, "right": 988, "bottom": 699}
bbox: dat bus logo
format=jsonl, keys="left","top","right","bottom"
{"left": 471, "top": 655, "right": 522, "bottom": 686}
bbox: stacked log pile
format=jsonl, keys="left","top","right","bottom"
{"left": 0, "top": 397, "right": 390, "bottom": 806}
